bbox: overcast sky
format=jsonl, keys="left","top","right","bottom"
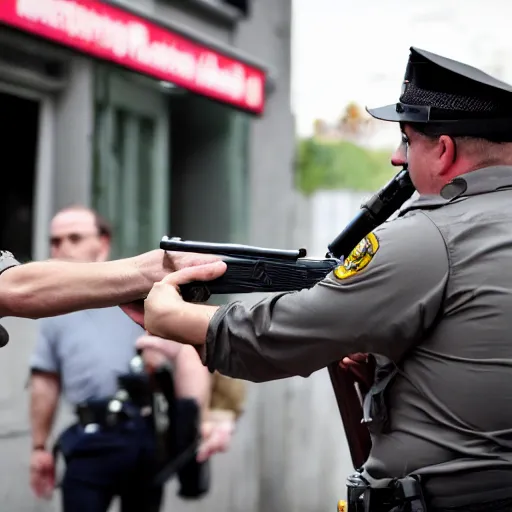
{"left": 291, "top": 0, "right": 512, "bottom": 148}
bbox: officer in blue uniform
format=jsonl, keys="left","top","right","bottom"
{"left": 28, "top": 206, "right": 212, "bottom": 512}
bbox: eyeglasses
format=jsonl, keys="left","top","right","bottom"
{"left": 49, "top": 233, "right": 98, "bottom": 248}
{"left": 400, "top": 132, "right": 410, "bottom": 160}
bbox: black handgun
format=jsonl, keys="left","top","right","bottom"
{"left": 160, "top": 167, "right": 415, "bottom": 304}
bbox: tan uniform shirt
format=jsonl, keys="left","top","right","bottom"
{"left": 209, "top": 372, "right": 246, "bottom": 420}
{"left": 203, "top": 166, "right": 512, "bottom": 507}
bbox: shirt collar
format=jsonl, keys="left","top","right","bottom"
{"left": 401, "top": 165, "right": 512, "bottom": 213}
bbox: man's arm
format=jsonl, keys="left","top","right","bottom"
{"left": 144, "top": 212, "right": 450, "bottom": 382}
{"left": 0, "top": 250, "right": 219, "bottom": 319}
{"left": 28, "top": 319, "right": 62, "bottom": 500}
{"left": 28, "top": 319, "right": 62, "bottom": 450}
{"left": 141, "top": 336, "right": 211, "bottom": 421}
{"left": 137, "top": 336, "right": 244, "bottom": 462}
{"left": 29, "top": 371, "right": 60, "bottom": 500}
{"left": 30, "top": 371, "right": 60, "bottom": 450}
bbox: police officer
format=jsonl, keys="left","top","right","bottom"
{"left": 27, "top": 207, "right": 215, "bottom": 512}
{"left": 140, "top": 47, "right": 512, "bottom": 511}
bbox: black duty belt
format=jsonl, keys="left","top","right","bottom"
{"left": 344, "top": 470, "right": 427, "bottom": 512}
{"left": 75, "top": 398, "right": 151, "bottom": 429}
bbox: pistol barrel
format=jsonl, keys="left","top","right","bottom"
{"left": 160, "top": 236, "right": 306, "bottom": 261}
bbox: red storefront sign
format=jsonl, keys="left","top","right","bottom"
{"left": 0, "top": 0, "right": 266, "bottom": 114}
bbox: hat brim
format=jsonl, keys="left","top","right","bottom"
{"left": 366, "top": 103, "right": 430, "bottom": 123}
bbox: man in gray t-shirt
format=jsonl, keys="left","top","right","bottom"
{"left": 27, "top": 206, "right": 211, "bottom": 512}
{"left": 30, "top": 307, "right": 144, "bottom": 406}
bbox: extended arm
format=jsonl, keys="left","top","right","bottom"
{"left": 142, "top": 337, "right": 211, "bottom": 422}
{"left": 0, "top": 250, "right": 220, "bottom": 320}
{"left": 137, "top": 335, "right": 246, "bottom": 462}
{"left": 144, "top": 213, "right": 450, "bottom": 382}
{"left": 28, "top": 319, "right": 62, "bottom": 500}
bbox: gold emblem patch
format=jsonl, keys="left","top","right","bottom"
{"left": 334, "top": 232, "right": 380, "bottom": 280}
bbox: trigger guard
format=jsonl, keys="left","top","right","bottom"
{"left": 186, "top": 285, "right": 211, "bottom": 303}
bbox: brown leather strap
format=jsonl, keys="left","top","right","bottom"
{"left": 327, "top": 359, "right": 373, "bottom": 470}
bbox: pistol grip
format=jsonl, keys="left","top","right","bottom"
{"left": 180, "top": 283, "right": 212, "bottom": 303}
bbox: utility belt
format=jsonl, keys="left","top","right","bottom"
{"left": 338, "top": 470, "right": 427, "bottom": 512}
{"left": 56, "top": 364, "right": 210, "bottom": 499}
{"left": 74, "top": 369, "right": 157, "bottom": 431}
{"left": 75, "top": 397, "right": 152, "bottom": 431}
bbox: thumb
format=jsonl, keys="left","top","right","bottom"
{"left": 160, "top": 260, "right": 227, "bottom": 286}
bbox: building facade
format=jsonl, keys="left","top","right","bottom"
{"left": 0, "top": 0, "right": 296, "bottom": 263}
{"left": 0, "top": 0, "right": 295, "bottom": 510}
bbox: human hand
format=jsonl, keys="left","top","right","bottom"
{"left": 29, "top": 449, "right": 55, "bottom": 500}
{"left": 136, "top": 334, "right": 185, "bottom": 361}
{"left": 140, "top": 342, "right": 170, "bottom": 374}
{"left": 339, "top": 353, "right": 374, "bottom": 389}
{"left": 121, "top": 251, "right": 223, "bottom": 327}
{"left": 143, "top": 261, "right": 226, "bottom": 342}
{"left": 132, "top": 250, "right": 222, "bottom": 292}
{"left": 196, "top": 411, "right": 236, "bottom": 462}
{"left": 339, "top": 353, "right": 369, "bottom": 369}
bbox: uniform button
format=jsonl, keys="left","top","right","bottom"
{"left": 440, "top": 177, "right": 467, "bottom": 200}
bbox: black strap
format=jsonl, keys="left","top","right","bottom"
{"left": 153, "top": 438, "right": 199, "bottom": 487}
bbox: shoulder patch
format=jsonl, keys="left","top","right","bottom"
{"left": 334, "top": 232, "right": 380, "bottom": 280}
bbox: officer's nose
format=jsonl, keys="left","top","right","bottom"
{"left": 391, "top": 141, "right": 407, "bottom": 167}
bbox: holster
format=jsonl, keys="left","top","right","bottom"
{"left": 327, "top": 358, "right": 375, "bottom": 470}
{"left": 346, "top": 471, "right": 427, "bottom": 512}
{"left": 152, "top": 366, "right": 211, "bottom": 499}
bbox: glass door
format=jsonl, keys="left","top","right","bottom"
{"left": 93, "top": 68, "right": 170, "bottom": 259}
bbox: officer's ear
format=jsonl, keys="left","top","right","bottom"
{"left": 436, "top": 135, "right": 457, "bottom": 176}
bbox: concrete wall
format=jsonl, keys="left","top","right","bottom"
{"left": 53, "top": 57, "right": 95, "bottom": 212}
{"left": 234, "top": 0, "right": 297, "bottom": 248}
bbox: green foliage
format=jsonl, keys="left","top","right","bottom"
{"left": 295, "top": 137, "right": 396, "bottom": 195}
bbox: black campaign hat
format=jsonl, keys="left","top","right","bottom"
{"left": 366, "top": 47, "right": 512, "bottom": 139}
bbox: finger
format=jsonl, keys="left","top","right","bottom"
{"left": 197, "top": 432, "right": 222, "bottom": 462}
{"left": 141, "top": 347, "right": 167, "bottom": 369}
{"left": 31, "top": 478, "right": 45, "bottom": 498}
{"left": 197, "top": 421, "right": 233, "bottom": 461}
{"left": 160, "top": 261, "right": 227, "bottom": 286}
{"left": 341, "top": 354, "right": 368, "bottom": 366}
{"left": 119, "top": 301, "right": 145, "bottom": 327}
{"left": 168, "top": 252, "right": 222, "bottom": 271}
{"left": 350, "top": 353, "right": 369, "bottom": 363}
{"left": 137, "top": 334, "right": 167, "bottom": 345}
{"left": 135, "top": 336, "right": 184, "bottom": 359}
{"left": 341, "top": 357, "right": 358, "bottom": 368}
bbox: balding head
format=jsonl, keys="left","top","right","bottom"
{"left": 50, "top": 205, "right": 112, "bottom": 262}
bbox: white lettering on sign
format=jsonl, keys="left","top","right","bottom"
{"left": 14, "top": 0, "right": 264, "bottom": 109}
{"left": 196, "top": 53, "right": 246, "bottom": 101}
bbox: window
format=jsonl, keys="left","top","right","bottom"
{"left": 92, "top": 68, "right": 170, "bottom": 259}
